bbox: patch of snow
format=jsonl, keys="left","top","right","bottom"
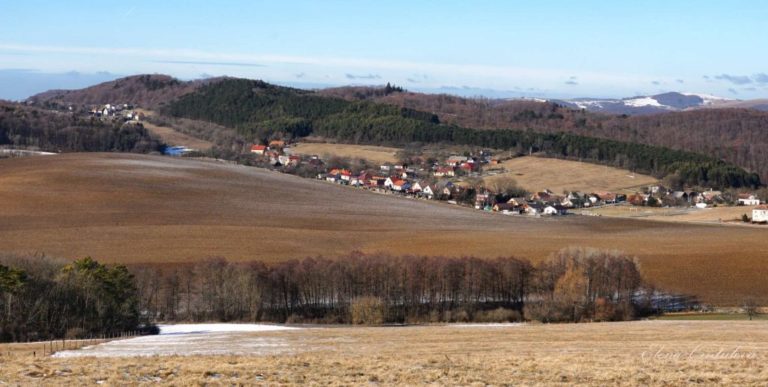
{"left": 52, "top": 324, "right": 301, "bottom": 358}
{"left": 159, "top": 323, "right": 299, "bottom": 335}
{"left": 572, "top": 100, "right": 605, "bottom": 109}
{"left": 623, "top": 96, "right": 664, "bottom": 107}
{"left": 451, "top": 323, "right": 525, "bottom": 328}
{"left": 680, "top": 92, "right": 730, "bottom": 105}
{"left": 0, "top": 149, "right": 57, "bottom": 156}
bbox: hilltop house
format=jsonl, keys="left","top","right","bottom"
{"left": 753, "top": 205, "right": 768, "bottom": 223}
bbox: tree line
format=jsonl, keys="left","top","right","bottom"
{"left": 0, "top": 248, "right": 684, "bottom": 342}
{"left": 131, "top": 248, "right": 656, "bottom": 324}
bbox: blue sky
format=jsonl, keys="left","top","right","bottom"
{"left": 1, "top": 0, "right": 767, "bottom": 100}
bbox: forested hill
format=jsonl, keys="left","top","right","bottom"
{"left": 321, "top": 87, "right": 768, "bottom": 184}
{"left": 164, "top": 78, "right": 760, "bottom": 189}
{"left": 26, "top": 74, "right": 224, "bottom": 110}
{"left": 0, "top": 102, "right": 162, "bottom": 153}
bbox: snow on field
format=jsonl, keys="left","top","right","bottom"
{"left": 53, "top": 324, "right": 301, "bottom": 358}
{"left": 158, "top": 323, "right": 300, "bottom": 335}
{"left": 452, "top": 323, "right": 525, "bottom": 328}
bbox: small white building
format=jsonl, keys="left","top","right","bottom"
{"left": 738, "top": 194, "right": 761, "bottom": 206}
{"left": 753, "top": 205, "right": 768, "bottom": 223}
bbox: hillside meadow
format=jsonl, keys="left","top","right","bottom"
{"left": 288, "top": 142, "right": 400, "bottom": 165}
{"left": 1, "top": 153, "right": 767, "bottom": 305}
{"left": 1, "top": 321, "right": 767, "bottom": 385}
{"left": 484, "top": 155, "right": 658, "bottom": 194}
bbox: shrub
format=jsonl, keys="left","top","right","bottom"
{"left": 523, "top": 300, "right": 573, "bottom": 323}
{"left": 474, "top": 308, "right": 522, "bottom": 323}
{"left": 65, "top": 327, "right": 87, "bottom": 340}
{"left": 349, "top": 296, "right": 386, "bottom": 325}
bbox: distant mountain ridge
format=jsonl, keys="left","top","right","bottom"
{"left": 551, "top": 92, "right": 746, "bottom": 115}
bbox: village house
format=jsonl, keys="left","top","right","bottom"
{"left": 627, "top": 193, "right": 646, "bottom": 206}
{"left": 595, "top": 192, "right": 619, "bottom": 204}
{"left": 738, "top": 193, "right": 761, "bottom": 206}
{"left": 384, "top": 177, "right": 410, "bottom": 192}
{"left": 700, "top": 190, "right": 722, "bottom": 203}
{"left": 492, "top": 202, "right": 523, "bottom": 214}
{"left": 669, "top": 191, "right": 689, "bottom": 203}
{"left": 544, "top": 204, "right": 568, "bottom": 216}
{"left": 268, "top": 140, "right": 286, "bottom": 149}
{"left": 250, "top": 145, "right": 267, "bottom": 155}
{"left": 474, "top": 192, "right": 492, "bottom": 209}
{"left": 410, "top": 181, "right": 425, "bottom": 194}
{"left": 524, "top": 203, "right": 545, "bottom": 216}
{"left": 339, "top": 169, "right": 353, "bottom": 182}
{"left": 434, "top": 166, "right": 455, "bottom": 177}
{"left": 420, "top": 184, "right": 435, "bottom": 199}
{"left": 446, "top": 155, "right": 469, "bottom": 166}
{"left": 753, "top": 205, "right": 768, "bottom": 223}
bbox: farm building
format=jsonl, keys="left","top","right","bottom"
{"left": 738, "top": 194, "right": 761, "bottom": 206}
{"left": 753, "top": 205, "right": 768, "bottom": 223}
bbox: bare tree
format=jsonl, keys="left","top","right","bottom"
{"left": 743, "top": 297, "right": 759, "bottom": 321}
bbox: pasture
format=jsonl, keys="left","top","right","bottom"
{"left": 289, "top": 142, "right": 401, "bottom": 164}
{"left": 484, "top": 155, "right": 658, "bottom": 194}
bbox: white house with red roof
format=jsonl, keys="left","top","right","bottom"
{"left": 250, "top": 144, "right": 267, "bottom": 155}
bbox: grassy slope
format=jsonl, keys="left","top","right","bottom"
{"left": 289, "top": 142, "right": 400, "bottom": 165}
{"left": 485, "top": 155, "right": 658, "bottom": 193}
{"left": 1, "top": 153, "right": 768, "bottom": 305}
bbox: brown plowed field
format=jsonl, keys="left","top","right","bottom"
{"left": 1, "top": 153, "right": 766, "bottom": 305}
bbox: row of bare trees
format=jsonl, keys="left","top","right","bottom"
{"left": 132, "top": 248, "right": 649, "bottom": 324}
{"left": 0, "top": 248, "right": 658, "bottom": 341}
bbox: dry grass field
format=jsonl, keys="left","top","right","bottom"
{"left": 485, "top": 156, "right": 658, "bottom": 193}
{"left": 134, "top": 108, "right": 214, "bottom": 150}
{"left": 289, "top": 142, "right": 400, "bottom": 164}
{"left": 2, "top": 321, "right": 768, "bottom": 385}
{"left": 141, "top": 121, "right": 214, "bottom": 150}
{"left": 1, "top": 153, "right": 768, "bottom": 305}
{"left": 583, "top": 204, "right": 758, "bottom": 225}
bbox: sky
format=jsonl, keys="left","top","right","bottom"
{"left": 1, "top": 0, "right": 767, "bottom": 100}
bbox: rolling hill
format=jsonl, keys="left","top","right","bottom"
{"left": 24, "top": 74, "right": 768, "bottom": 185}
{"left": 25, "top": 74, "right": 223, "bottom": 109}
{"left": 1, "top": 153, "right": 767, "bottom": 305}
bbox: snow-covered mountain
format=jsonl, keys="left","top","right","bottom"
{"left": 552, "top": 92, "right": 736, "bottom": 115}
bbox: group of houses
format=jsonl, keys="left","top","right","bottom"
{"left": 88, "top": 103, "right": 143, "bottom": 121}
{"left": 250, "top": 140, "right": 302, "bottom": 167}
{"left": 245, "top": 142, "right": 768, "bottom": 222}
